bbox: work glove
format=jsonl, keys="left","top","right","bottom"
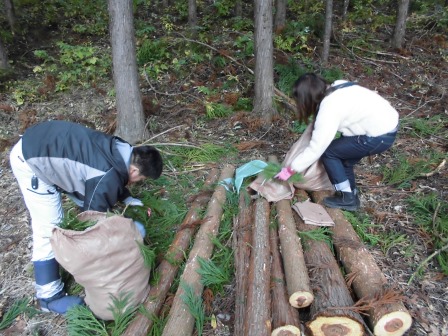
{"left": 124, "top": 196, "right": 144, "bottom": 206}
{"left": 275, "top": 167, "right": 295, "bottom": 181}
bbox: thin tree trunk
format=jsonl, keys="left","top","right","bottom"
{"left": 233, "top": 190, "right": 254, "bottom": 336}
{"left": 0, "top": 38, "right": 9, "bottom": 69}
{"left": 392, "top": 0, "right": 410, "bottom": 49}
{"left": 162, "top": 165, "right": 235, "bottom": 336}
{"left": 253, "top": 0, "right": 276, "bottom": 124}
{"left": 188, "top": 0, "right": 198, "bottom": 28}
{"left": 122, "top": 169, "right": 219, "bottom": 336}
{"left": 270, "top": 226, "right": 302, "bottom": 336}
{"left": 321, "top": 0, "right": 333, "bottom": 65}
{"left": 274, "top": 0, "right": 287, "bottom": 34}
{"left": 244, "top": 197, "right": 271, "bottom": 336}
{"left": 311, "top": 191, "right": 413, "bottom": 336}
{"left": 342, "top": 0, "right": 350, "bottom": 20}
{"left": 235, "top": 0, "right": 243, "bottom": 17}
{"left": 108, "top": 0, "right": 147, "bottom": 144}
{"left": 3, "top": 0, "right": 16, "bottom": 33}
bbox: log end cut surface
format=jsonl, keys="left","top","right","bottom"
{"left": 374, "top": 311, "right": 412, "bottom": 336}
{"left": 307, "top": 316, "right": 363, "bottom": 336}
{"left": 289, "top": 291, "right": 314, "bottom": 308}
{"left": 272, "top": 325, "right": 302, "bottom": 336}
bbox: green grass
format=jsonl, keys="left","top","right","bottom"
{"left": 0, "top": 298, "right": 38, "bottom": 330}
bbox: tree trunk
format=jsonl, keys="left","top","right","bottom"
{"left": 244, "top": 197, "right": 271, "bottom": 336}
{"left": 188, "top": 0, "right": 198, "bottom": 28}
{"left": 235, "top": 0, "right": 243, "bottom": 17}
{"left": 253, "top": 0, "right": 276, "bottom": 124}
{"left": 122, "top": 169, "right": 219, "bottom": 336}
{"left": 342, "top": 0, "right": 350, "bottom": 20}
{"left": 274, "top": 0, "right": 287, "bottom": 34}
{"left": 270, "top": 226, "right": 302, "bottom": 336}
{"left": 162, "top": 165, "right": 235, "bottom": 336}
{"left": 233, "top": 190, "right": 254, "bottom": 336}
{"left": 392, "top": 0, "right": 410, "bottom": 49}
{"left": 108, "top": 0, "right": 147, "bottom": 144}
{"left": 3, "top": 0, "right": 16, "bottom": 33}
{"left": 0, "top": 38, "right": 9, "bottom": 70}
{"left": 311, "top": 190, "right": 413, "bottom": 336}
{"left": 321, "top": 0, "right": 333, "bottom": 65}
{"left": 296, "top": 190, "right": 365, "bottom": 336}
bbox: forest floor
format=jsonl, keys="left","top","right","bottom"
{"left": 0, "top": 16, "right": 447, "bottom": 336}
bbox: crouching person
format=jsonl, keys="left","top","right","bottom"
{"left": 9, "top": 120, "right": 163, "bottom": 314}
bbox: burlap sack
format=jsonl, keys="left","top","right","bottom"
{"left": 249, "top": 123, "right": 333, "bottom": 202}
{"left": 50, "top": 211, "right": 150, "bottom": 320}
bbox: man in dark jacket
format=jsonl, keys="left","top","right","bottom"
{"left": 10, "top": 120, "right": 163, "bottom": 314}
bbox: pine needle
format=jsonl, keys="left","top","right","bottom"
{"left": 180, "top": 281, "right": 205, "bottom": 336}
{"left": 108, "top": 292, "right": 140, "bottom": 336}
{"left": 65, "top": 305, "right": 108, "bottom": 336}
{"left": 137, "top": 241, "right": 157, "bottom": 270}
{"left": 0, "top": 297, "right": 36, "bottom": 330}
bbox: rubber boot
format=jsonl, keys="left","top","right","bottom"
{"left": 323, "top": 191, "right": 360, "bottom": 211}
{"left": 34, "top": 259, "right": 84, "bottom": 314}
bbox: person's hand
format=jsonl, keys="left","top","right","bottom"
{"left": 124, "top": 196, "right": 144, "bottom": 206}
{"left": 274, "top": 167, "right": 295, "bottom": 181}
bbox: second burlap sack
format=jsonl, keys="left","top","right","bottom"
{"left": 50, "top": 211, "right": 150, "bottom": 320}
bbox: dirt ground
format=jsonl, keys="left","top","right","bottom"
{"left": 1, "top": 23, "right": 448, "bottom": 336}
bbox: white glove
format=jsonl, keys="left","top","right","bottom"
{"left": 124, "top": 196, "right": 144, "bottom": 206}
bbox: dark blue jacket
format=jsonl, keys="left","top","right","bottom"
{"left": 22, "top": 120, "right": 131, "bottom": 212}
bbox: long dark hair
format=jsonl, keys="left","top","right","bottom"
{"left": 292, "top": 73, "right": 328, "bottom": 124}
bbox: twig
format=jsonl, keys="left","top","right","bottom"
{"left": 408, "top": 243, "right": 448, "bottom": 285}
{"left": 149, "top": 142, "right": 202, "bottom": 149}
{"left": 421, "top": 159, "right": 446, "bottom": 177}
{"left": 351, "top": 45, "right": 410, "bottom": 59}
{"left": 140, "top": 125, "right": 186, "bottom": 144}
{"left": 405, "top": 94, "right": 445, "bottom": 117}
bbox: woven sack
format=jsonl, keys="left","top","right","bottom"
{"left": 50, "top": 211, "right": 150, "bottom": 320}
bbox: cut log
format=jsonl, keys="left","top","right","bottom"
{"left": 244, "top": 197, "right": 272, "bottom": 336}
{"left": 275, "top": 198, "right": 314, "bottom": 308}
{"left": 295, "top": 190, "right": 365, "bottom": 336}
{"left": 233, "top": 189, "right": 254, "bottom": 336}
{"left": 161, "top": 165, "right": 235, "bottom": 336}
{"left": 311, "top": 190, "right": 412, "bottom": 336}
{"left": 122, "top": 169, "right": 220, "bottom": 336}
{"left": 270, "top": 225, "right": 302, "bottom": 336}
{"left": 269, "top": 155, "right": 313, "bottom": 309}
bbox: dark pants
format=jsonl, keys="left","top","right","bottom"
{"left": 321, "top": 130, "right": 397, "bottom": 191}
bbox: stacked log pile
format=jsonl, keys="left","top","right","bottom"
{"left": 123, "top": 164, "right": 412, "bottom": 336}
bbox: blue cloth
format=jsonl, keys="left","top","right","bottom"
{"left": 234, "top": 160, "right": 268, "bottom": 193}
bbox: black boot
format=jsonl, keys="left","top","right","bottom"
{"left": 323, "top": 191, "right": 360, "bottom": 211}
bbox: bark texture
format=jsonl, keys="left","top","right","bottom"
{"left": 162, "top": 165, "right": 235, "bottom": 336}
{"left": 392, "top": 0, "right": 410, "bottom": 49}
{"left": 108, "top": 0, "right": 147, "bottom": 144}
{"left": 233, "top": 190, "right": 254, "bottom": 336}
{"left": 311, "top": 190, "right": 412, "bottom": 336}
{"left": 253, "top": 0, "right": 276, "bottom": 123}
{"left": 296, "top": 190, "right": 364, "bottom": 336}
{"left": 321, "top": 0, "right": 333, "bottom": 64}
{"left": 244, "top": 197, "right": 272, "bottom": 336}
{"left": 275, "top": 197, "right": 313, "bottom": 308}
{"left": 122, "top": 169, "right": 219, "bottom": 336}
{"left": 270, "top": 226, "right": 302, "bottom": 336}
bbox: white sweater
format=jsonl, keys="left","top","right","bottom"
{"left": 290, "top": 81, "right": 399, "bottom": 174}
